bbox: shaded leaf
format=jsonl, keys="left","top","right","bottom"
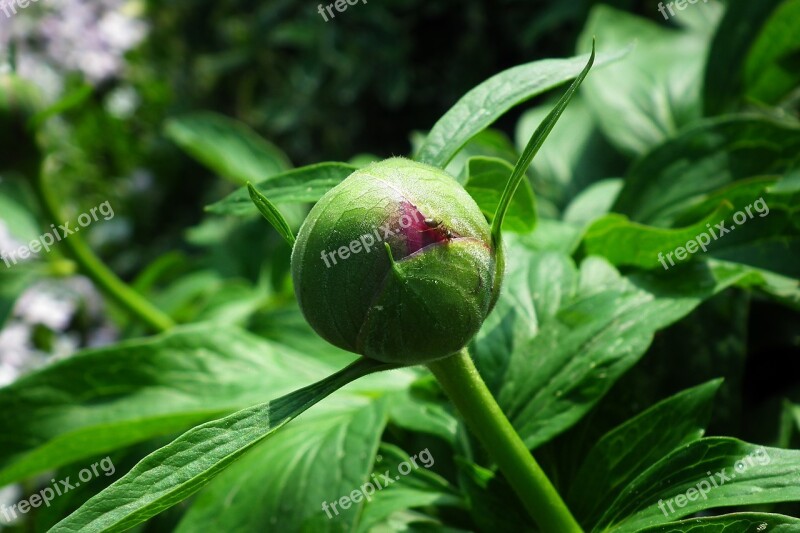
{"left": 569, "top": 380, "right": 723, "bottom": 528}
{"left": 414, "top": 46, "right": 628, "bottom": 168}
{"left": 595, "top": 439, "right": 800, "bottom": 532}
{"left": 515, "top": 97, "right": 623, "bottom": 212}
{"left": 704, "top": 0, "right": 787, "bottom": 114}
{"left": 463, "top": 157, "right": 535, "bottom": 233}
{"left": 495, "top": 255, "right": 748, "bottom": 450}
{"left": 165, "top": 112, "right": 291, "bottom": 186}
{"left": 357, "top": 443, "right": 463, "bottom": 533}
{"left": 613, "top": 117, "right": 800, "bottom": 225}
{"left": 743, "top": 0, "right": 800, "bottom": 105}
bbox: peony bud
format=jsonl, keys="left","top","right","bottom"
{"left": 291, "top": 158, "right": 501, "bottom": 364}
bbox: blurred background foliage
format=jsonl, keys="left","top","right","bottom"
{"left": 5, "top": 0, "right": 673, "bottom": 278}
{"left": 2, "top": 0, "right": 800, "bottom": 529}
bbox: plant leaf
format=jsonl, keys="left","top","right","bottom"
{"left": 28, "top": 84, "right": 93, "bottom": 130}
{"left": 387, "top": 388, "right": 459, "bottom": 445}
{"left": 612, "top": 116, "right": 800, "bottom": 225}
{"left": 207, "top": 162, "right": 358, "bottom": 216}
{"left": 581, "top": 204, "right": 732, "bottom": 270}
{"left": 471, "top": 245, "right": 575, "bottom": 393}
{"left": 704, "top": 0, "right": 787, "bottom": 115}
{"left": 165, "top": 112, "right": 291, "bottom": 186}
{"left": 414, "top": 44, "right": 627, "bottom": 168}
{"left": 515, "top": 96, "right": 622, "bottom": 213}
{"left": 463, "top": 157, "right": 535, "bottom": 234}
{"left": 562, "top": 179, "right": 624, "bottom": 225}
{"left": 247, "top": 182, "right": 295, "bottom": 246}
{"left": 637, "top": 513, "right": 800, "bottom": 533}
{"left": 743, "top": 0, "right": 800, "bottom": 105}
{"left": 568, "top": 380, "right": 723, "bottom": 528}
{"left": 0, "top": 326, "right": 339, "bottom": 486}
{"left": 492, "top": 252, "right": 748, "bottom": 450}
{"left": 356, "top": 443, "right": 463, "bottom": 533}
{"left": 577, "top": 5, "right": 710, "bottom": 155}
{"left": 457, "top": 459, "right": 535, "bottom": 532}
{"left": 491, "top": 41, "right": 595, "bottom": 243}
{"left": 444, "top": 129, "right": 520, "bottom": 180}
{"left": 175, "top": 397, "right": 389, "bottom": 533}
{"left": 50, "top": 358, "right": 398, "bottom": 533}
{"left": 594, "top": 438, "right": 800, "bottom": 532}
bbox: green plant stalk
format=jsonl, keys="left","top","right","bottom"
{"left": 30, "top": 162, "right": 175, "bottom": 333}
{"left": 428, "top": 349, "right": 583, "bottom": 532}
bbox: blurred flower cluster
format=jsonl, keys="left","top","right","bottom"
{"left": 0, "top": 0, "right": 147, "bottom": 99}
{"left": 0, "top": 272, "right": 116, "bottom": 387}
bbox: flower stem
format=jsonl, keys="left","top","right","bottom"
{"left": 427, "top": 348, "right": 583, "bottom": 532}
{"left": 31, "top": 163, "right": 174, "bottom": 333}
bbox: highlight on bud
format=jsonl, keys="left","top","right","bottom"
{"left": 291, "top": 158, "right": 500, "bottom": 364}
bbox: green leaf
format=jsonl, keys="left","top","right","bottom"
{"left": 357, "top": 444, "right": 463, "bottom": 533}
{"left": 594, "top": 438, "right": 800, "bottom": 532}
{"left": 581, "top": 204, "right": 732, "bottom": 270}
{"left": 165, "top": 112, "right": 291, "bottom": 186}
{"left": 568, "top": 380, "right": 723, "bottom": 528}
{"left": 457, "top": 460, "right": 535, "bottom": 532}
{"left": 247, "top": 182, "right": 296, "bottom": 246}
{"left": 515, "top": 96, "right": 622, "bottom": 213}
{"left": 769, "top": 167, "right": 800, "bottom": 194}
{"left": 608, "top": 176, "right": 800, "bottom": 281}
{"left": 414, "top": 45, "right": 627, "bottom": 168}
{"left": 704, "top": 0, "right": 787, "bottom": 114}
{"left": 444, "top": 129, "right": 519, "bottom": 180}
{"left": 743, "top": 0, "right": 800, "bottom": 105}
{"left": 512, "top": 219, "right": 585, "bottom": 256}
{"left": 492, "top": 254, "right": 749, "bottom": 450}
{"left": 207, "top": 162, "right": 358, "bottom": 216}
{"left": 50, "top": 358, "right": 398, "bottom": 533}
{"left": 577, "top": 5, "right": 710, "bottom": 155}
{"left": 0, "top": 180, "right": 42, "bottom": 243}
{"left": 563, "top": 179, "right": 623, "bottom": 225}
{"left": 463, "top": 157, "right": 535, "bottom": 233}
{"left": 175, "top": 397, "right": 388, "bottom": 533}
{"left": 387, "top": 388, "right": 458, "bottom": 445}
{"left": 28, "top": 84, "right": 93, "bottom": 130}
{"left": 668, "top": 0, "right": 724, "bottom": 35}
{"left": 471, "top": 245, "right": 575, "bottom": 393}
{"left": 637, "top": 513, "right": 800, "bottom": 533}
{"left": 0, "top": 326, "right": 340, "bottom": 485}
{"left": 491, "top": 41, "right": 595, "bottom": 243}
{"left": 707, "top": 258, "right": 800, "bottom": 310}
{"left": 613, "top": 117, "right": 800, "bottom": 225}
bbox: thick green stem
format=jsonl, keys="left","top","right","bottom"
{"left": 428, "top": 349, "right": 583, "bottom": 533}
{"left": 31, "top": 164, "right": 175, "bottom": 333}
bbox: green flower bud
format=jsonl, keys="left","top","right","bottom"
{"left": 0, "top": 73, "right": 42, "bottom": 172}
{"left": 291, "top": 157, "right": 502, "bottom": 364}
